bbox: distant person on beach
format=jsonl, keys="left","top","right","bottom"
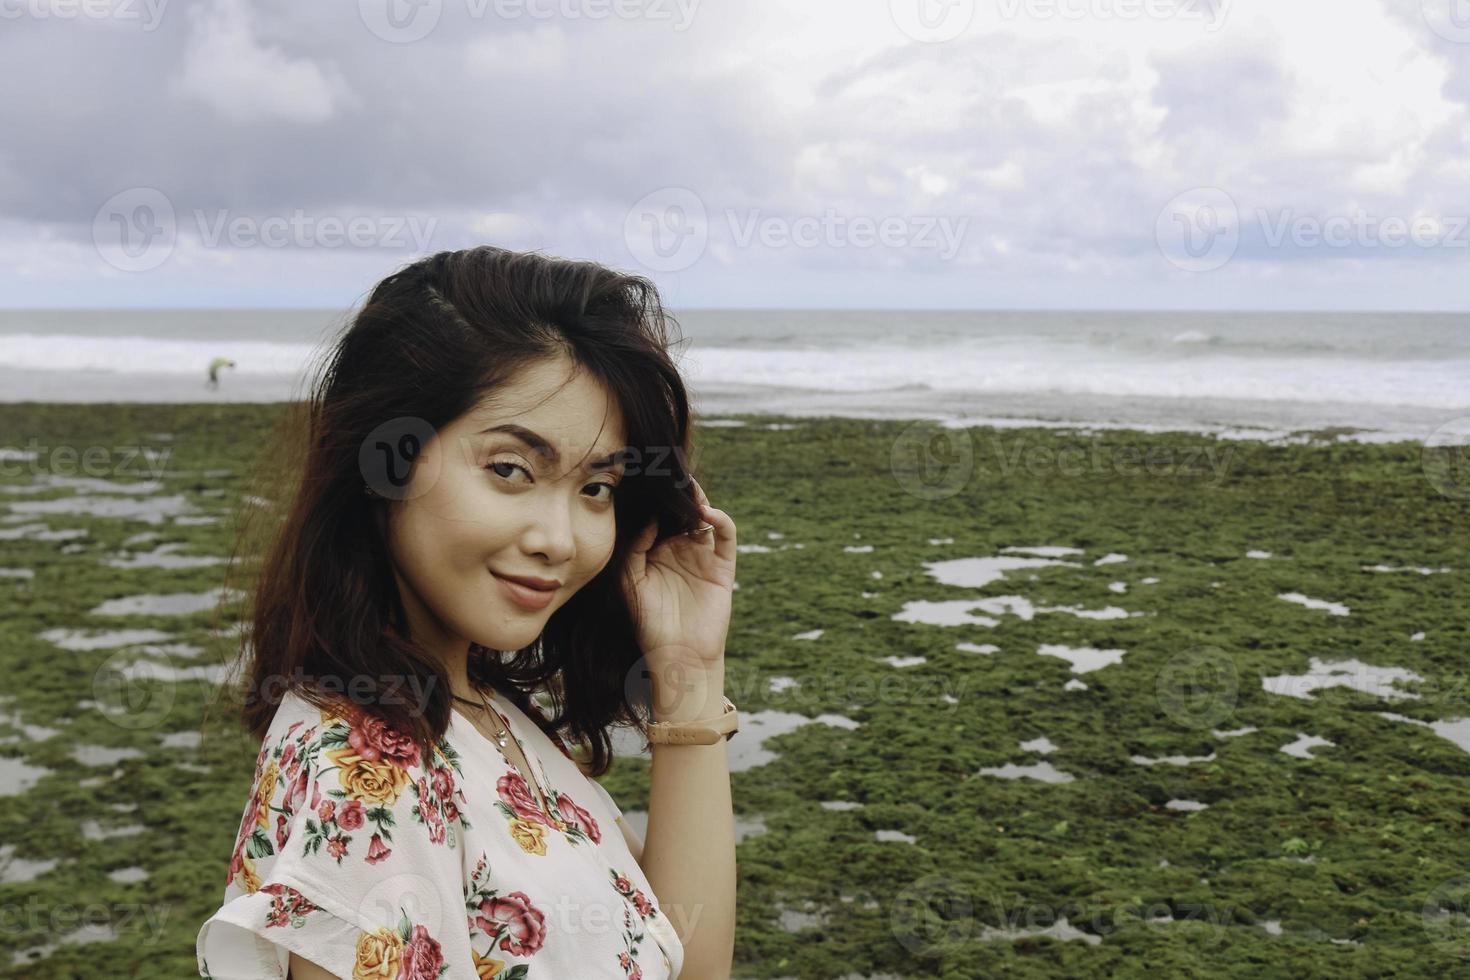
{"left": 206, "top": 357, "right": 236, "bottom": 390}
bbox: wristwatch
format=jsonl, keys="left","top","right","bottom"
{"left": 646, "top": 695, "right": 739, "bottom": 746}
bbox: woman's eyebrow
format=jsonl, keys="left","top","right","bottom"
{"left": 479, "top": 423, "right": 625, "bottom": 470}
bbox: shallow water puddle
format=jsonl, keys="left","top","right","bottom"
{"left": 0, "top": 756, "right": 52, "bottom": 796}
{"left": 72, "top": 744, "right": 146, "bottom": 766}
{"left": 875, "top": 655, "right": 926, "bottom": 668}
{"left": 874, "top": 829, "right": 917, "bottom": 843}
{"left": 89, "top": 586, "right": 244, "bottom": 616}
{"left": 979, "top": 916, "right": 1100, "bottom": 945}
{"left": 106, "top": 542, "right": 225, "bottom": 569}
{"left": 608, "top": 708, "right": 860, "bottom": 772}
{"left": 0, "top": 844, "right": 59, "bottom": 883}
{"left": 1094, "top": 553, "right": 1128, "bottom": 565}
{"left": 1130, "top": 751, "right": 1217, "bottom": 766}
{"left": 1361, "top": 563, "right": 1451, "bottom": 574}
{"left": 1279, "top": 733, "right": 1335, "bottom": 759}
{"left": 0, "top": 567, "right": 34, "bottom": 579}
{"left": 1001, "top": 545, "right": 1083, "bottom": 558}
{"left": 923, "top": 554, "right": 1083, "bottom": 589}
{"left": 791, "top": 628, "right": 824, "bottom": 641}
{"left": 0, "top": 523, "right": 87, "bottom": 541}
{"left": 820, "top": 800, "right": 863, "bottom": 811}
{"left": 10, "top": 493, "right": 199, "bottom": 525}
{"left": 1038, "top": 643, "right": 1126, "bottom": 674}
{"left": 1164, "top": 799, "right": 1209, "bottom": 811}
{"left": 1377, "top": 712, "right": 1470, "bottom": 754}
{"left": 1277, "top": 592, "right": 1350, "bottom": 616}
{"left": 1019, "top": 736, "right": 1058, "bottom": 754}
{"left": 1246, "top": 550, "right": 1273, "bottom": 559}
{"left": 1261, "top": 657, "right": 1422, "bottom": 701}
{"left": 107, "top": 866, "right": 149, "bottom": 883}
{"left": 80, "top": 820, "right": 147, "bottom": 840}
{"left": 956, "top": 642, "right": 998, "bottom": 654}
{"left": 38, "top": 627, "right": 174, "bottom": 650}
{"left": 977, "top": 761, "right": 1076, "bottom": 783}
{"left": 9, "top": 923, "right": 120, "bottom": 969}
{"left": 0, "top": 701, "right": 61, "bottom": 742}
{"left": 895, "top": 597, "right": 1132, "bottom": 627}
{"left": 1212, "top": 726, "right": 1257, "bottom": 738}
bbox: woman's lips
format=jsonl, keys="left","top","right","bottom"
{"left": 492, "top": 572, "right": 558, "bottom": 610}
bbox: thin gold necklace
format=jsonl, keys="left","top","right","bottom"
{"left": 453, "top": 690, "right": 558, "bottom": 823}
{"left": 451, "top": 690, "right": 510, "bottom": 749}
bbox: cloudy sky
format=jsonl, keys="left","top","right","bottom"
{"left": 5, "top": 0, "right": 1470, "bottom": 309}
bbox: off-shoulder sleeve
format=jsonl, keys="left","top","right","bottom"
{"left": 196, "top": 693, "right": 471, "bottom": 979}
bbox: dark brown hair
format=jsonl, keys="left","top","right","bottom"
{"left": 212, "top": 246, "right": 705, "bottom": 777}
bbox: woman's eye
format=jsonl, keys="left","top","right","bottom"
{"left": 586, "top": 482, "right": 617, "bottom": 501}
{"left": 486, "top": 460, "right": 530, "bottom": 482}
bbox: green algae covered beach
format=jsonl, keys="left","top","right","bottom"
{"left": 0, "top": 402, "right": 1466, "bottom": 978}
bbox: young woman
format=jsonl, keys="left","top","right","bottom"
{"left": 195, "top": 247, "right": 738, "bottom": 979}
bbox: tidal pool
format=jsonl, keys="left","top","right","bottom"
{"left": 105, "top": 543, "right": 225, "bottom": 569}
{"left": 1279, "top": 733, "right": 1335, "bottom": 759}
{"left": 977, "top": 761, "right": 1076, "bottom": 783}
{"left": 9, "top": 493, "right": 199, "bottom": 525}
{"left": 1277, "top": 592, "right": 1350, "bottom": 616}
{"left": 922, "top": 554, "right": 1082, "bottom": 589}
{"left": 1260, "top": 657, "right": 1422, "bottom": 701}
{"left": 0, "top": 756, "right": 51, "bottom": 796}
{"left": 88, "top": 586, "right": 244, "bottom": 616}
{"left": 1037, "top": 644, "right": 1126, "bottom": 674}
{"left": 607, "top": 708, "right": 861, "bottom": 773}
{"left": 0, "top": 844, "right": 59, "bottom": 884}
{"left": 37, "top": 628, "right": 173, "bottom": 652}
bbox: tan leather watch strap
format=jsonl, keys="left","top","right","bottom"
{"left": 646, "top": 695, "right": 739, "bottom": 746}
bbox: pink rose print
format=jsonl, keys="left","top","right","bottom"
{"left": 476, "top": 892, "right": 547, "bottom": 956}
{"left": 366, "top": 833, "right": 392, "bottom": 864}
{"left": 632, "top": 889, "right": 653, "bottom": 917}
{"left": 275, "top": 814, "right": 289, "bottom": 850}
{"left": 326, "top": 835, "right": 348, "bottom": 861}
{"left": 416, "top": 777, "right": 446, "bottom": 844}
{"left": 555, "top": 793, "right": 601, "bottom": 844}
{"left": 287, "top": 767, "right": 310, "bottom": 813}
{"left": 400, "top": 923, "right": 445, "bottom": 980}
{"left": 318, "top": 800, "right": 335, "bottom": 823}
{"left": 337, "top": 799, "right": 366, "bottom": 831}
{"left": 496, "top": 772, "right": 551, "bottom": 827}
{"left": 431, "top": 765, "right": 454, "bottom": 801}
{"left": 348, "top": 714, "right": 421, "bottom": 768}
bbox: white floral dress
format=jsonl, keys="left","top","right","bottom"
{"left": 196, "top": 687, "right": 683, "bottom": 979}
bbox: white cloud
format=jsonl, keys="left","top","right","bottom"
{"left": 171, "top": 0, "right": 348, "bottom": 125}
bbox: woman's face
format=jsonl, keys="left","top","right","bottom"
{"left": 385, "top": 353, "right": 628, "bottom": 662}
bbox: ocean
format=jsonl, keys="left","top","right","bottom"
{"left": 1, "top": 309, "right": 1466, "bottom": 442}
